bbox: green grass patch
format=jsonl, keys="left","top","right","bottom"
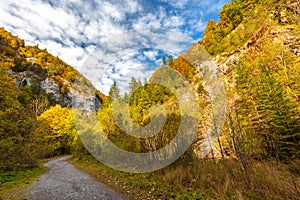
{"left": 0, "top": 160, "right": 47, "bottom": 199}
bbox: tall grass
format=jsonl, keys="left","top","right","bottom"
{"left": 157, "top": 158, "right": 300, "bottom": 199}
{"left": 72, "top": 155, "right": 300, "bottom": 200}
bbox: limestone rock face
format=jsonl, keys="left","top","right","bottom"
{"left": 13, "top": 72, "right": 102, "bottom": 113}
{"left": 40, "top": 78, "right": 63, "bottom": 103}
{"left": 40, "top": 78, "right": 102, "bottom": 113}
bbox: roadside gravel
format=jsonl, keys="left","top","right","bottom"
{"left": 27, "top": 156, "right": 126, "bottom": 200}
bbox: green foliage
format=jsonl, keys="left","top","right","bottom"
{"left": 199, "top": 0, "right": 300, "bottom": 163}
{"left": 0, "top": 2, "right": 299, "bottom": 199}
{"left": 0, "top": 162, "right": 46, "bottom": 198}
{"left": 258, "top": 74, "right": 299, "bottom": 160}
{"left": 22, "top": 45, "right": 79, "bottom": 83}
{"left": 96, "top": 65, "right": 188, "bottom": 153}
{"left": 234, "top": 42, "right": 300, "bottom": 161}
{"left": 201, "top": 0, "right": 246, "bottom": 55}
{"left": 200, "top": 0, "right": 285, "bottom": 55}
{"left": 184, "top": 192, "right": 207, "bottom": 200}
{"left": 108, "top": 81, "right": 120, "bottom": 102}
{"left": 0, "top": 27, "right": 24, "bottom": 49}
{"left": 0, "top": 27, "right": 99, "bottom": 172}
{"left": 0, "top": 66, "right": 38, "bottom": 172}
{"left": 128, "top": 82, "right": 174, "bottom": 125}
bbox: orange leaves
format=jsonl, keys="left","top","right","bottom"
{"left": 170, "top": 56, "right": 196, "bottom": 81}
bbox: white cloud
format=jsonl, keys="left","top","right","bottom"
{"left": 161, "top": 0, "right": 189, "bottom": 8}
{"left": 78, "top": 29, "right": 192, "bottom": 94}
{"left": 143, "top": 50, "right": 158, "bottom": 61}
{"left": 132, "top": 13, "right": 163, "bottom": 30}
{"left": 163, "top": 16, "right": 185, "bottom": 27}
{"left": 0, "top": 0, "right": 229, "bottom": 94}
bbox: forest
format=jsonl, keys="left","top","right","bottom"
{"left": 1, "top": 0, "right": 299, "bottom": 199}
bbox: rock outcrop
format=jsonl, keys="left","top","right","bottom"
{"left": 1, "top": 27, "right": 103, "bottom": 114}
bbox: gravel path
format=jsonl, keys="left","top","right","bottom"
{"left": 27, "top": 156, "right": 126, "bottom": 200}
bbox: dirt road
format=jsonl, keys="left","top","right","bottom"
{"left": 27, "top": 156, "right": 125, "bottom": 200}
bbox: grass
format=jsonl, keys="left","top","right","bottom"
{"left": 71, "top": 155, "right": 300, "bottom": 200}
{"left": 0, "top": 160, "right": 47, "bottom": 200}
{"left": 71, "top": 156, "right": 208, "bottom": 200}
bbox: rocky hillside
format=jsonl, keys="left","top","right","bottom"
{"left": 154, "top": 0, "right": 300, "bottom": 159}
{"left": 198, "top": 0, "right": 300, "bottom": 160}
{"left": 0, "top": 28, "right": 104, "bottom": 114}
{"left": 210, "top": 0, "right": 300, "bottom": 74}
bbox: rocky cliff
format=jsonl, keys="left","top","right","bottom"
{"left": 197, "top": 0, "right": 300, "bottom": 159}
{"left": 205, "top": 0, "right": 300, "bottom": 74}
{"left": 0, "top": 28, "right": 104, "bottom": 114}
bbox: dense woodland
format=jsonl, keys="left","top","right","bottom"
{"left": 0, "top": 0, "right": 300, "bottom": 199}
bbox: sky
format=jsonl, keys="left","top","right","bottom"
{"left": 0, "top": 0, "right": 229, "bottom": 94}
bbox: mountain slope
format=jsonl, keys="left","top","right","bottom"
{"left": 0, "top": 27, "right": 104, "bottom": 172}
{"left": 198, "top": 0, "right": 299, "bottom": 161}
{"left": 0, "top": 27, "right": 104, "bottom": 114}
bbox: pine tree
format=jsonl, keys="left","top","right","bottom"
{"left": 108, "top": 81, "right": 120, "bottom": 101}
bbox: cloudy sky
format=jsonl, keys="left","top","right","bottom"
{"left": 0, "top": 0, "right": 229, "bottom": 94}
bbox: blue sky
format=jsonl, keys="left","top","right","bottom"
{"left": 0, "top": 0, "right": 229, "bottom": 94}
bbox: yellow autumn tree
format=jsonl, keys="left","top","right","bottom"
{"left": 34, "top": 105, "right": 77, "bottom": 157}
